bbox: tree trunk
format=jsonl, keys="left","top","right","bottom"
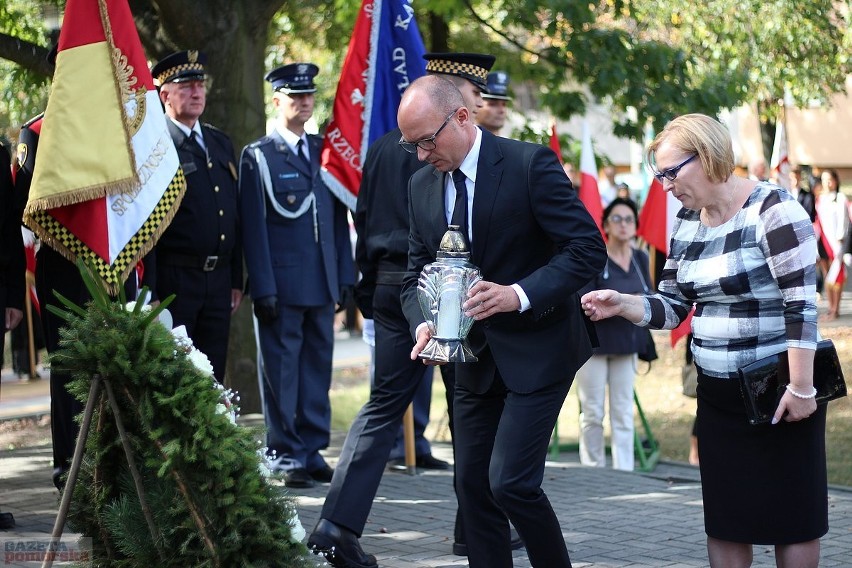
{"left": 145, "top": 0, "right": 284, "bottom": 412}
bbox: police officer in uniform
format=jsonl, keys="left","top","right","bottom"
{"left": 476, "top": 71, "right": 512, "bottom": 136}
{"left": 239, "top": 63, "right": 354, "bottom": 489}
{"left": 151, "top": 51, "right": 243, "bottom": 383}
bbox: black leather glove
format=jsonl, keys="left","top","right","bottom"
{"left": 336, "top": 285, "right": 354, "bottom": 313}
{"left": 253, "top": 296, "right": 278, "bottom": 324}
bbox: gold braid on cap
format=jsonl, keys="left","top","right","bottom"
{"left": 425, "top": 60, "right": 488, "bottom": 83}
{"left": 155, "top": 62, "right": 205, "bottom": 85}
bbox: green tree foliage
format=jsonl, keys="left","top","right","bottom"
{"left": 0, "top": 0, "right": 56, "bottom": 140}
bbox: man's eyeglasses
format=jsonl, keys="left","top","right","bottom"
{"left": 399, "top": 109, "right": 457, "bottom": 154}
{"left": 652, "top": 153, "right": 698, "bottom": 182}
{"left": 607, "top": 215, "right": 635, "bottom": 225}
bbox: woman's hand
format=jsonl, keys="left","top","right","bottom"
{"left": 772, "top": 390, "right": 818, "bottom": 424}
{"left": 581, "top": 289, "right": 624, "bottom": 321}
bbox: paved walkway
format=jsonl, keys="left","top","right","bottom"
{"left": 2, "top": 322, "right": 852, "bottom": 566}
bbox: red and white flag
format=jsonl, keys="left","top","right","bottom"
{"left": 579, "top": 119, "right": 604, "bottom": 237}
{"left": 23, "top": 0, "right": 184, "bottom": 293}
{"left": 549, "top": 119, "right": 563, "bottom": 163}
{"left": 636, "top": 178, "right": 680, "bottom": 255}
{"left": 770, "top": 117, "right": 790, "bottom": 190}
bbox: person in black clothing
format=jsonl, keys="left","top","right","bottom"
{"left": 151, "top": 51, "right": 243, "bottom": 382}
{"left": 1, "top": 141, "right": 25, "bottom": 528}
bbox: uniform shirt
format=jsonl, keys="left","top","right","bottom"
{"left": 642, "top": 183, "right": 818, "bottom": 379}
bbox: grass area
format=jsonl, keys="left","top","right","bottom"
{"left": 330, "top": 328, "right": 852, "bottom": 486}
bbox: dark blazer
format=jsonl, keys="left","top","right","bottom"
{"left": 401, "top": 129, "right": 606, "bottom": 394}
{"left": 353, "top": 128, "right": 424, "bottom": 317}
{"left": 239, "top": 129, "right": 354, "bottom": 306}
{"left": 155, "top": 120, "right": 243, "bottom": 290}
{"left": 0, "top": 143, "right": 25, "bottom": 316}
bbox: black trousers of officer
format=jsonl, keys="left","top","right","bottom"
{"left": 155, "top": 262, "right": 232, "bottom": 382}
{"left": 320, "top": 280, "right": 462, "bottom": 538}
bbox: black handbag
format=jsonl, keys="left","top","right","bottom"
{"left": 738, "top": 339, "right": 847, "bottom": 425}
{"left": 638, "top": 328, "right": 658, "bottom": 362}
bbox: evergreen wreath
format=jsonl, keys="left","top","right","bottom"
{"left": 48, "top": 262, "right": 310, "bottom": 567}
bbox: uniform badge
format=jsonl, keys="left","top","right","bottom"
{"left": 16, "top": 143, "right": 27, "bottom": 169}
{"left": 188, "top": 50, "right": 199, "bottom": 63}
{"left": 228, "top": 161, "right": 238, "bottom": 180}
{"left": 287, "top": 194, "right": 296, "bottom": 205}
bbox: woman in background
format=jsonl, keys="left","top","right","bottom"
{"left": 815, "top": 168, "right": 849, "bottom": 320}
{"left": 575, "top": 197, "right": 650, "bottom": 471}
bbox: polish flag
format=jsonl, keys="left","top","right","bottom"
{"left": 770, "top": 117, "right": 790, "bottom": 190}
{"left": 579, "top": 119, "right": 604, "bottom": 237}
{"left": 636, "top": 178, "right": 680, "bottom": 255}
{"left": 549, "top": 119, "right": 563, "bottom": 163}
{"left": 22, "top": 0, "right": 184, "bottom": 294}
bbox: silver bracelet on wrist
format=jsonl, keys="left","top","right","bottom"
{"left": 786, "top": 384, "right": 818, "bottom": 399}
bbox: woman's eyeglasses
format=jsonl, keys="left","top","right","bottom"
{"left": 652, "top": 153, "right": 698, "bottom": 182}
{"left": 607, "top": 215, "right": 635, "bottom": 225}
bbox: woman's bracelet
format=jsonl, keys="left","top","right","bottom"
{"left": 786, "top": 384, "right": 818, "bottom": 399}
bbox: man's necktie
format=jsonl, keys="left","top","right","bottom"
{"left": 186, "top": 131, "right": 203, "bottom": 151}
{"left": 296, "top": 138, "right": 311, "bottom": 170}
{"left": 450, "top": 169, "right": 469, "bottom": 240}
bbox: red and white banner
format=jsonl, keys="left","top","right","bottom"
{"left": 23, "top": 0, "right": 184, "bottom": 293}
{"left": 770, "top": 116, "right": 790, "bottom": 190}
{"left": 321, "top": 0, "right": 426, "bottom": 211}
{"left": 579, "top": 119, "right": 604, "bottom": 237}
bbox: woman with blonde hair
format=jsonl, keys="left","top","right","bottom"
{"left": 582, "top": 114, "right": 826, "bottom": 568}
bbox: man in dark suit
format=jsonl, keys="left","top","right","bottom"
{"left": 151, "top": 51, "right": 243, "bottom": 383}
{"left": 400, "top": 75, "right": 605, "bottom": 567}
{"left": 239, "top": 63, "right": 354, "bottom": 489}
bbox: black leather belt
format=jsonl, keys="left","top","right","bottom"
{"left": 159, "top": 252, "right": 229, "bottom": 272}
{"left": 376, "top": 271, "right": 407, "bottom": 285}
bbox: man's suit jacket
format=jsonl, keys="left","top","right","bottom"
{"left": 401, "top": 129, "right": 606, "bottom": 394}
{"left": 239, "top": 129, "right": 354, "bottom": 307}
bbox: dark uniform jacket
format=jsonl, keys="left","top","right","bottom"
{"left": 0, "top": 143, "right": 25, "bottom": 316}
{"left": 239, "top": 129, "right": 353, "bottom": 306}
{"left": 154, "top": 120, "right": 242, "bottom": 289}
{"left": 353, "top": 128, "right": 424, "bottom": 318}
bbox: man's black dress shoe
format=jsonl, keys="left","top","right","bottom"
{"left": 308, "top": 464, "right": 334, "bottom": 483}
{"left": 0, "top": 512, "right": 15, "bottom": 530}
{"left": 387, "top": 453, "right": 450, "bottom": 472}
{"left": 452, "top": 528, "right": 524, "bottom": 556}
{"left": 307, "top": 519, "right": 378, "bottom": 568}
{"left": 283, "top": 468, "right": 315, "bottom": 489}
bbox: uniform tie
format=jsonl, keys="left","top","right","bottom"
{"left": 450, "top": 169, "right": 469, "bottom": 240}
{"left": 296, "top": 138, "right": 311, "bottom": 170}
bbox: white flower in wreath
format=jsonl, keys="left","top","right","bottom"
{"left": 124, "top": 300, "right": 152, "bottom": 313}
{"left": 288, "top": 511, "right": 306, "bottom": 543}
{"left": 187, "top": 347, "right": 215, "bottom": 377}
